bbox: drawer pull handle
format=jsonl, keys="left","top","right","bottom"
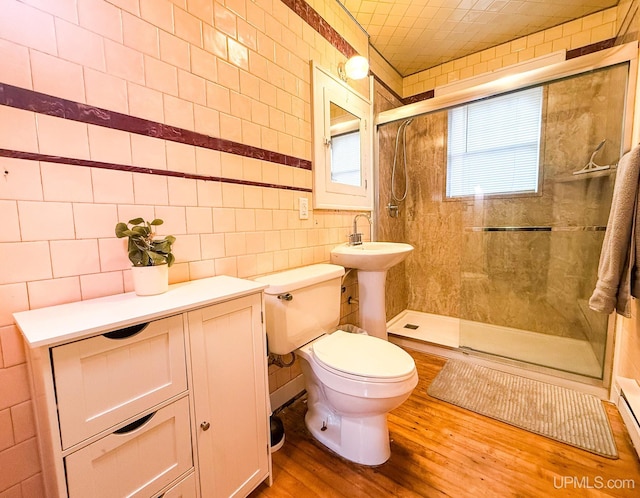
{"left": 200, "top": 421, "right": 211, "bottom": 431}
{"left": 277, "top": 293, "right": 293, "bottom": 301}
{"left": 114, "top": 412, "right": 156, "bottom": 434}
{"left": 103, "top": 322, "right": 150, "bottom": 340}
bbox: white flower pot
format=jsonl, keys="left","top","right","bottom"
{"left": 131, "top": 264, "right": 169, "bottom": 296}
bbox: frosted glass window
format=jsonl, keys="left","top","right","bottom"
{"left": 331, "top": 131, "right": 361, "bottom": 187}
{"left": 447, "top": 86, "right": 543, "bottom": 198}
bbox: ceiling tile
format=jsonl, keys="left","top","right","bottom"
{"left": 338, "top": 0, "right": 619, "bottom": 76}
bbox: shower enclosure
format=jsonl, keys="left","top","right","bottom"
{"left": 376, "top": 54, "right": 633, "bottom": 381}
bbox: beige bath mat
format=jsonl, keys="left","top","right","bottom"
{"left": 428, "top": 359, "right": 618, "bottom": 458}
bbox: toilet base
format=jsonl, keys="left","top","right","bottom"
{"left": 304, "top": 403, "right": 390, "bottom": 466}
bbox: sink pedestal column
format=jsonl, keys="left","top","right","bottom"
{"left": 330, "top": 241, "right": 414, "bottom": 341}
{"left": 357, "top": 270, "right": 388, "bottom": 341}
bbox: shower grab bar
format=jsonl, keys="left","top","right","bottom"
{"left": 465, "top": 225, "right": 606, "bottom": 232}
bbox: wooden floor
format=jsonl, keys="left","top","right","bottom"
{"left": 249, "top": 349, "right": 640, "bottom": 497}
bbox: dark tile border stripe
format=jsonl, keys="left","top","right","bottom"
{"left": 402, "top": 89, "right": 435, "bottom": 105}
{"left": 280, "top": 0, "right": 357, "bottom": 59}
{"left": 280, "top": 0, "right": 434, "bottom": 107}
{"left": 566, "top": 38, "right": 616, "bottom": 59}
{"left": 0, "top": 82, "right": 312, "bottom": 171}
{"left": 372, "top": 74, "right": 404, "bottom": 105}
{"left": 0, "top": 148, "right": 312, "bottom": 193}
{"left": 374, "top": 74, "right": 435, "bottom": 106}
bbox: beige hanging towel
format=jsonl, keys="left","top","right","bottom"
{"left": 589, "top": 145, "right": 640, "bottom": 317}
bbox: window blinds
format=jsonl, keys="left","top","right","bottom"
{"left": 447, "top": 86, "right": 543, "bottom": 198}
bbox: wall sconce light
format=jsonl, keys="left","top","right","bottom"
{"left": 338, "top": 55, "right": 369, "bottom": 82}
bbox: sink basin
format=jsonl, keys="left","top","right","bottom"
{"left": 330, "top": 242, "right": 414, "bottom": 271}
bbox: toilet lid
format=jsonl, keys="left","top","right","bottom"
{"left": 312, "top": 330, "right": 415, "bottom": 379}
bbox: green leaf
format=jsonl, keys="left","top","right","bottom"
{"left": 131, "top": 226, "right": 149, "bottom": 236}
{"left": 148, "top": 251, "right": 167, "bottom": 265}
{"left": 115, "top": 222, "right": 129, "bottom": 238}
{"left": 128, "top": 217, "right": 144, "bottom": 225}
{"left": 150, "top": 219, "right": 164, "bottom": 226}
{"left": 152, "top": 239, "right": 173, "bottom": 253}
{"left": 128, "top": 248, "right": 143, "bottom": 266}
{"left": 132, "top": 239, "right": 149, "bottom": 251}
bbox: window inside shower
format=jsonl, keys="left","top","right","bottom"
{"left": 446, "top": 86, "right": 543, "bottom": 199}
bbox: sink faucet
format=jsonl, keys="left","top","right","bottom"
{"left": 349, "top": 213, "right": 372, "bottom": 245}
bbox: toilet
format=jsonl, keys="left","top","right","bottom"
{"left": 256, "top": 263, "right": 418, "bottom": 465}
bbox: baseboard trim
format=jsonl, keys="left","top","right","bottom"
{"left": 615, "top": 377, "right": 640, "bottom": 458}
{"left": 270, "top": 374, "right": 305, "bottom": 411}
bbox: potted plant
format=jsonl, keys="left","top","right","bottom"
{"left": 115, "top": 218, "right": 176, "bottom": 296}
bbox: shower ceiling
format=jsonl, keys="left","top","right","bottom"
{"left": 340, "top": 0, "right": 619, "bottom": 76}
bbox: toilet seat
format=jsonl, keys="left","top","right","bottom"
{"left": 311, "top": 330, "right": 416, "bottom": 382}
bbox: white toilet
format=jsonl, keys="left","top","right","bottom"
{"left": 256, "top": 263, "right": 418, "bottom": 465}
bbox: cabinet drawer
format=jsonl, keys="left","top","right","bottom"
{"left": 158, "top": 472, "right": 197, "bottom": 498}
{"left": 65, "top": 396, "right": 193, "bottom": 498}
{"left": 52, "top": 315, "right": 187, "bottom": 449}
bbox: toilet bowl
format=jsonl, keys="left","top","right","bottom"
{"left": 298, "top": 330, "right": 418, "bottom": 465}
{"left": 256, "top": 264, "right": 418, "bottom": 465}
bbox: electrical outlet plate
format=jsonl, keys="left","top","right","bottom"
{"left": 299, "top": 197, "right": 309, "bottom": 219}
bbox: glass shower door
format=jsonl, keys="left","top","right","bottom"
{"left": 458, "top": 64, "right": 626, "bottom": 379}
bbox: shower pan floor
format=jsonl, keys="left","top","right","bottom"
{"left": 387, "top": 310, "right": 602, "bottom": 378}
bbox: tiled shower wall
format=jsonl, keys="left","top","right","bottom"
{"left": 0, "top": 0, "right": 367, "bottom": 493}
{"left": 378, "top": 64, "right": 624, "bottom": 352}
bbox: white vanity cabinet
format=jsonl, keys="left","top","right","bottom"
{"left": 13, "top": 276, "right": 271, "bottom": 498}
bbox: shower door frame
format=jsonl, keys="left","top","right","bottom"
{"left": 374, "top": 41, "right": 640, "bottom": 389}
{"left": 375, "top": 42, "right": 638, "bottom": 142}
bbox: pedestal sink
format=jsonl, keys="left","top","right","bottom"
{"left": 330, "top": 242, "right": 414, "bottom": 341}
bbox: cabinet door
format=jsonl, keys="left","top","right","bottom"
{"left": 188, "top": 294, "right": 270, "bottom": 498}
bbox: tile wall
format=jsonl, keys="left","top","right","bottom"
{"left": 402, "top": 6, "right": 620, "bottom": 99}
{"left": 0, "top": 0, "right": 367, "bottom": 493}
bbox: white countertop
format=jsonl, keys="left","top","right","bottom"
{"left": 13, "top": 276, "right": 267, "bottom": 348}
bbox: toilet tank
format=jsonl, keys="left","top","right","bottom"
{"left": 255, "top": 264, "right": 345, "bottom": 355}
